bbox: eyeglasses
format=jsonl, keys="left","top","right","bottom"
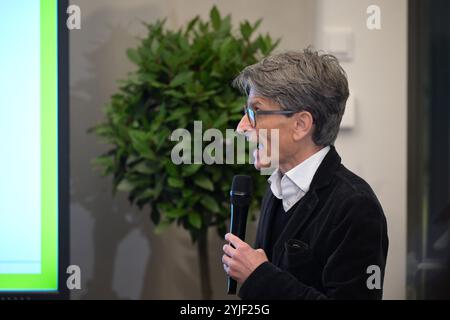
{"left": 244, "top": 104, "right": 298, "bottom": 128}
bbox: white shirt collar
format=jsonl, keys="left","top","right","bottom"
{"left": 268, "top": 146, "right": 331, "bottom": 212}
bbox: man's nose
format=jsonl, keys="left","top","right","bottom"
{"left": 236, "top": 114, "right": 253, "bottom": 135}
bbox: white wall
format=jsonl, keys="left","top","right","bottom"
{"left": 314, "top": 0, "right": 408, "bottom": 299}
{"left": 69, "top": 0, "right": 407, "bottom": 299}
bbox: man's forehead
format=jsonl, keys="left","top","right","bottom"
{"left": 247, "top": 94, "right": 276, "bottom": 108}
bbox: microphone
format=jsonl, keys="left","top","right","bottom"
{"left": 227, "top": 175, "right": 253, "bottom": 295}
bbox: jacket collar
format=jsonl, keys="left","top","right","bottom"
{"left": 308, "top": 145, "right": 342, "bottom": 192}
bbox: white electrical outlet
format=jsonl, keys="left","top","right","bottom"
{"left": 324, "top": 27, "right": 354, "bottom": 62}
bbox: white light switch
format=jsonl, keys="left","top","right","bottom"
{"left": 324, "top": 27, "right": 354, "bottom": 62}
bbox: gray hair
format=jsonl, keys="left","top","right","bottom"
{"left": 232, "top": 48, "right": 349, "bottom": 146}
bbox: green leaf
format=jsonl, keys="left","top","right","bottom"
{"left": 185, "top": 16, "right": 200, "bottom": 35}
{"left": 240, "top": 21, "right": 252, "bottom": 41}
{"left": 117, "top": 179, "right": 134, "bottom": 192}
{"left": 194, "top": 174, "right": 214, "bottom": 191}
{"left": 212, "top": 114, "right": 228, "bottom": 128}
{"left": 253, "top": 18, "right": 262, "bottom": 32}
{"left": 181, "top": 164, "right": 202, "bottom": 177}
{"left": 91, "top": 124, "right": 113, "bottom": 137}
{"left": 126, "top": 48, "right": 141, "bottom": 65}
{"left": 198, "top": 111, "right": 212, "bottom": 126}
{"left": 182, "top": 189, "right": 193, "bottom": 198}
{"left": 219, "top": 15, "right": 231, "bottom": 34}
{"left": 163, "top": 90, "right": 185, "bottom": 99}
{"left": 220, "top": 38, "right": 233, "bottom": 60}
{"left": 170, "top": 71, "right": 193, "bottom": 87}
{"left": 129, "top": 130, "right": 156, "bottom": 160}
{"left": 271, "top": 38, "right": 281, "bottom": 53}
{"left": 164, "top": 162, "right": 179, "bottom": 176}
{"left": 200, "top": 194, "right": 220, "bottom": 213}
{"left": 210, "top": 6, "right": 221, "bottom": 31}
{"left": 141, "top": 74, "right": 165, "bottom": 88}
{"left": 168, "top": 177, "right": 184, "bottom": 188}
{"left": 188, "top": 212, "right": 202, "bottom": 229}
{"left": 135, "top": 188, "right": 156, "bottom": 202}
{"left": 150, "top": 38, "right": 160, "bottom": 54}
{"left": 165, "top": 208, "right": 185, "bottom": 218}
{"left": 92, "top": 155, "right": 114, "bottom": 168}
{"left": 133, "top": 162, "right": 158, "bottom": 174}
{"left": 161, "top": 49, "right": 181, "bottom": 69}
{"left": 166, "top": 106, "right": 192, "bottom": 121}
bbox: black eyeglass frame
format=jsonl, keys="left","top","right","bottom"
{"left": 244, "top": 104, "right": 298, "bottom": 127}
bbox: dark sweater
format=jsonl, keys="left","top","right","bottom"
{"left": 266, "top": 197, "right": 302, "bottom": 262}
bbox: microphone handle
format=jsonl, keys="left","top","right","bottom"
{"left": 227, "top": 273, "right": 237, "bottom": 294}
{"left": 227, "top": 203, "right": 249, "bottom": 295}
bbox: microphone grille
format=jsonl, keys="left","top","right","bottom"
{"left": 231, "top": 175, "right": 252, "bottom": 196}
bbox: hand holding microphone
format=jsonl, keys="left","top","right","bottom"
{"left": 223, "top": 175, "right": 268, "bottom": 294}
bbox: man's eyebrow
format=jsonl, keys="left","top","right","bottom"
{"left": 249, "top": 101, "right": 262, "bottom": 107}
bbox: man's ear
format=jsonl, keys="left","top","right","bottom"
{"left": 292, "top": 111, "right": 314, "bottom": 141}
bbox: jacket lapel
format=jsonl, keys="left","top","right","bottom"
{"left": 254, "top": 189, "right": 277, "bottom": 251}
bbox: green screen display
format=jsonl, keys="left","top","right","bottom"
{"left": 0, "top": 0, "right": 58, "bottom": 291}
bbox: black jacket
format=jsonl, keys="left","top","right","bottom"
{"left": 238, "top": 146, "right": 389, "bottom": 300}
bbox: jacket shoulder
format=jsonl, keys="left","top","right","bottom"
{"left": 333, "top": 165, "right": 380, "bottom": 202}
{"left": 329, "top": 165, "right": 386, "bottom": 223}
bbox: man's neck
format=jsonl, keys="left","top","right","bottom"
{"left": 279, "top": 144, "right": 325, "bottom": 174}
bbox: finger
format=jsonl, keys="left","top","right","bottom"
{"left": 223, "top": 244, "right": 236, "bottom": 257}
{"left": 225, "top": 233, "right": 245, "bottom": 248}
{"left": 222, "top": 254, "right": 232, "bottom": 266}
{"left": 223, "top": 263, "right": 229, "bottom": 274}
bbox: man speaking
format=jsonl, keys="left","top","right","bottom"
{"left": 222, "top": 48, "right": 389, "bottom": 300}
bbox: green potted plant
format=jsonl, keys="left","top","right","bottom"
{"left": 91, "top": 6, "right": 280, "bottom": 299}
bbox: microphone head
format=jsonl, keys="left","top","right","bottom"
{"left": 231, "top": 175, "right": 252, "bottom": 197}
